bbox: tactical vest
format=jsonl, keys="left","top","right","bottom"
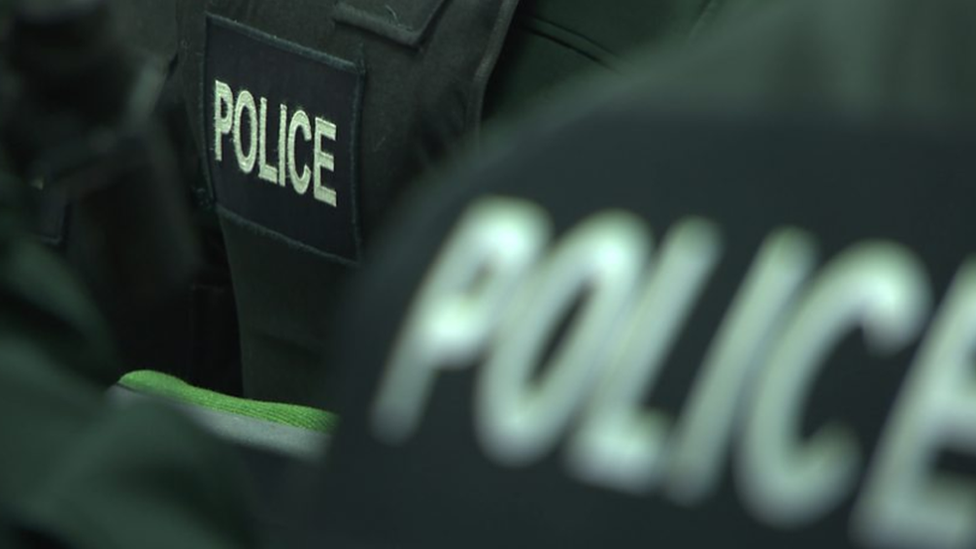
{"left": 175, "top": 0, "right": 768, "bottom": 408}
{"left": 176, "top": 0, "right": 523, "bottom": 407}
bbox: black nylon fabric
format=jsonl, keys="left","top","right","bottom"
{"left": 333, "top": 0, "right": 449, "bottom": 46}
{"left": 177, "top": 0, "right": 521, "bottom": 406}
{"left": 483, "top": 0, "right": 766, "bottom": 122}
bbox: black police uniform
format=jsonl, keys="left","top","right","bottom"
{"left": 175, "top": 0, "right": 769, "bottom": 409}
{"left": 290, "top": 0, "right": 976, "bottom": 547}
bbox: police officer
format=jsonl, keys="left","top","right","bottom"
{"left": 289, "top": 0, "right": 976, "bottom": 547}
{"left": 170, "top": 0, "right": 773, "bottom": 412}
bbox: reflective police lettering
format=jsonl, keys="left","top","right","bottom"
{"left": 212, "top": 79, "right": 338, "bottom": 206}
{"left": 566, "top": 218, "right": 721, "bottom": 491}
{"left": 233, "top": 89, "right": 258, "bottom": 174}
{"left": 374, "top": 195, "right": 976, "bottom": 549}
{"left": 277, "top": 104, "right": 288, "bottom": 186}
{"left": 475, "top": 211, "right": 648, "bottom": 466}
{"left": 288, "top": 108, "right": 311, "bottom": 194}
{"left": 205, "top": 17, "right": 360, "bottom": 261}
{"left": 854, "top": 261, "right": 976, "bottom": 549}
{"left": 313, "top": 117, "right": 337, "bottom": 206}
{"left": 739, "top": 243, "right": 930, "bottom": 526}
{"left": 213, "top": 79, "right": 233, "bottom": 162}
{"left": 371, "top": 198, "right": 551, "bottom": 444}
{"left": 665, "top": 228, "right": 816, "bottom": 503}
{"left": 257, "top": 97, "right": 278, "bottom": 184}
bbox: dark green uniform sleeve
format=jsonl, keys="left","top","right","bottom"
{"left": 0, "top": 172, "right": 117, "bottom": 502}
{"left": 0, "top": 171, "right": 260, "bottom": 547}
{"left": 20, "top": 403, "right": 262, "bottom": 549}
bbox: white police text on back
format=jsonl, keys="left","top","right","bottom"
{"left": 371, "top": 196, "right": 976, "bottom": 549}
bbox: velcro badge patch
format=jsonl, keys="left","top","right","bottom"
{"left": 204, "top": 15, "right": 363, "bottom": 264}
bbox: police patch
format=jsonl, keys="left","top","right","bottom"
{"left": 204, "top": 15, "right": 363, "bottom": 264}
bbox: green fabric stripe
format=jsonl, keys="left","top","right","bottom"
{"left": 118, "top": 370, "right": 338, "bottom": 433}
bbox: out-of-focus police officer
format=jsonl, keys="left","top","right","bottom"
{"left": 281, "top": 0, "right": 976, "bottom": 548}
